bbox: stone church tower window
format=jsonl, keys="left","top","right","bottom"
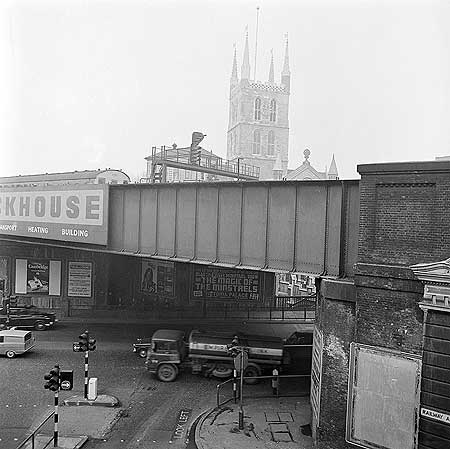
{"left": 270, "top": 99, "right": 277, "bottom": 122}
{"left": 254, "top": 98, "right": 262, "bottom": 120}
{"left": 252, "top": 130, "right": 261, "bottom": 154}
{"left": 268, "top": 131, "right": 275, "bottom": 156}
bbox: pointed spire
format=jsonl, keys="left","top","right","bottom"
{"left": 282, "top": 34, "right": 290, "bottom": 76}
{"left": 328, "top": 154, "right": 338, "bottom": 179}
{"left": 231, "top": 44, "right": 238, "bottom": 86}
{"left": 241, "top": 28, "right": 251, "bottom": 80}
{"left": 281, "top": 33, "right": 290, "bottom": 92}
{"left": 268, "top": 49, "right": 274, "bottom": 83}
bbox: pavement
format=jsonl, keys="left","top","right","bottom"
{"left": 29, "top": 394, "right": 312, "bottom": 449}
{"left": 195, "top": 396, "right": 312, "bottom": 449}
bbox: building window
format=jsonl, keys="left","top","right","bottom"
{"left": 254, "top": 98, "right": 261, "bottom": 120}
{"left": 270, "top": 99, "right": 276, "bottom": 122}
{"left": 230, "top": 134, "right": 233, "bottom": 155}
{"left": 233, "top": 131, "right": 237, "bottom": 153}
{"left": 232, "top": 103, "right": 237, "bottom": 124}
{"left": 252, "top": 130, "right": 261, "bottom": 154}
{"left": 268, "top": 131, "right": 275, "bottom": 156}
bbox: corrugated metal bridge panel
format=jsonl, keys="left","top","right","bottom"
{"left": 108, "top": 180, "right": 359, "bottom": 277}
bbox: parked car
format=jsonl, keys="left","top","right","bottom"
{"left": 3, "top": 305, "right": 57, "bottom": 324}
{"left": 0, "top": 328, "right": 36, "bottom": 358}
{"left": 0, "top": 307, "right": 56, "bottom": 331}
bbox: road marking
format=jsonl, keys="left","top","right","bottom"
{"left": 169, "top": 409, "right": 192, "bottom": 444}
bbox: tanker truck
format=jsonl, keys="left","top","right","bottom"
{"left": 144, "top": 329, "right": 291, "bottom": 383}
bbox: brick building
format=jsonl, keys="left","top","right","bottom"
{"left": 313, "top": 160, "right": 450, "bottom": 449}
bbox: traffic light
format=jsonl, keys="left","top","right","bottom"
{"left": 88, "top": 337, "right": 96, "bottom": 351}
{"left": 227, "top": 336, "right": 240, "bottom": 358}
{"left": 190, "top": 131, "right": 205, "bottom": 165}
{"left": 44, "top": 365, "right": 60, "bottom": 391}
{"left": 79, "top": 332, "right": 89, "bottom": 352}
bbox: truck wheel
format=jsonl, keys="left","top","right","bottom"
{"left": 244, "top": 364, "right": 261, "bottom": 385}
{"left": 212, "top": 364, "right": 233, "bottom": 378}
{"left": 157, "top": 363, "right": 178, "bottom": 382}
{"left": 138, "top": 348, "right": 148, "bottom": 358}
{"left": 6, "top": 350, "right": 16, "bottom": 358}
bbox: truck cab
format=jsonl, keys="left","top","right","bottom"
{"left": 145, "top": 329, "right": 187, "bottom": 382}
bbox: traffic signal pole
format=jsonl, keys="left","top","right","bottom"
{"left": 44, "top": 365, "right": 60, "bottom": 447}
{"left": 239, "top": 348, "right": 244, "bottom": 430}
{"left": 54, "top": 389, "right": 59, "bottom": 447}
{"left": 84, "top": 350, "right": 89, "bottom": 399}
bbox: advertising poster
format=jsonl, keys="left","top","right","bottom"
{"left": 0, "top": 257, "right": 8, "bottom": 295}
{"left": 68, "top": 261, "right": 93, "bottom": 297}
{"left": 141, "top": 260, "right": 174, "bottom": 295}
{"left": 192, "top": 267, "right": 260, "bottom": 301}
{"left": 26, "top": 259, "right": 49, "bottom": 294}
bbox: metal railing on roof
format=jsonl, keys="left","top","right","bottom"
{"left": 148, "top": 145, "right": 260, "bottom": 180}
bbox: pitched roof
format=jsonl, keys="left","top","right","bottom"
{"left": 0, "top": 169, "right": 128, "bottom": 184}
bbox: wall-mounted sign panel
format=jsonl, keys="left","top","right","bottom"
{"left": 192, "top": 267, "right": 260, "bottom": 301}
{"left": 15, "top": 258, "right": 61, "bottom": 296}
{"left": 141, "top": 260, "right": 175, "bottom": 296}
{"left": 26, "top": 259, "right": 49, "bottom": 294}
{"left": 346, "top": 343, "right": 421, "bottom": 449}
{"left": 0, "top": 185, "right": 108, "bottom": 245}
{"left": 68, "top": 261, "right": 93, "bottom": 297}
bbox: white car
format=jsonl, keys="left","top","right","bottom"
{"left": 0, "top": 328, "right": 36, "bottom": 358}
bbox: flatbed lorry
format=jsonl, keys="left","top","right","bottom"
{"left": 144, "top": 328, "right": 293, "bottom": 383}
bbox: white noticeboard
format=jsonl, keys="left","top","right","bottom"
{"left": 346, "top": 343, "right": 421, "bottom": 449}
{"left": 68, "top": 261, "right": 92, "bottom": 298}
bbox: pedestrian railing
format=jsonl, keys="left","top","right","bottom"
{"left": 71, "top": 295, "right": 316, "bottom": 321}
{"left": 16, "top": 411, "right": 55, "bottom": 449}
{"left": 216, "top": 374, "right": 311, "bottom": 408}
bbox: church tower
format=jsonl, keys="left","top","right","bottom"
{"left": 227, "top": 33, "right": 290, "bottom": 180}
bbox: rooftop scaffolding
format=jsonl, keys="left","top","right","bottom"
{"left": 143, "top": 145, "right": 260, "bottom": 183}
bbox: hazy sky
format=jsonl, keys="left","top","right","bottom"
{"left": 1, "top": 0, "right": 449, "bottom": 180}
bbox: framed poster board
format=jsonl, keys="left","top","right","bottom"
{"left": 141, "top": 260, "right": 174, "bottom": 296}
{"left": 26, "top": 260, "right": 49, "bottom": 294}
{"left": 346, "top": 343, "right": 421, "bottom": 449}
{"left": 68, "top": 261, "right": 93, "bottom": 298}
{"left": 0, "top": 256, "right": 8, "bottom": 295}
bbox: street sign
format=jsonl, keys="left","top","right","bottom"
{"left": 73, "top": 342, "right": 81, "bottom": 352}
{"left": 60, "top": 380, "right": 71, "bottom": 390}
{"left": 60, "top": 370, "right": 73, "bottom": 390}
{"left": 234, "top": 351, "right": 248, "bottom": 372}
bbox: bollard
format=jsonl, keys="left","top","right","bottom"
{"left": 88, "top": 377, "right": 98, "bottom": 400}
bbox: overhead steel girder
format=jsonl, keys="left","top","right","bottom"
{"left": 108, "top": 180, "right": 359, "bottom": 277}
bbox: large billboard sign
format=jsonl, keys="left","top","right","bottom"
{"left": 192, "top": 267, "right": 260, "bottom": 301}
{"left": 0, "top": 185, "right": 108, "bottom": 245}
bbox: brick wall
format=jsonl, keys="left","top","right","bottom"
{"left": 355, "top": 263, "right": 424, "bottom": 354}
{"left": 358, "top": 161, "right": 450, "bottom": 266}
